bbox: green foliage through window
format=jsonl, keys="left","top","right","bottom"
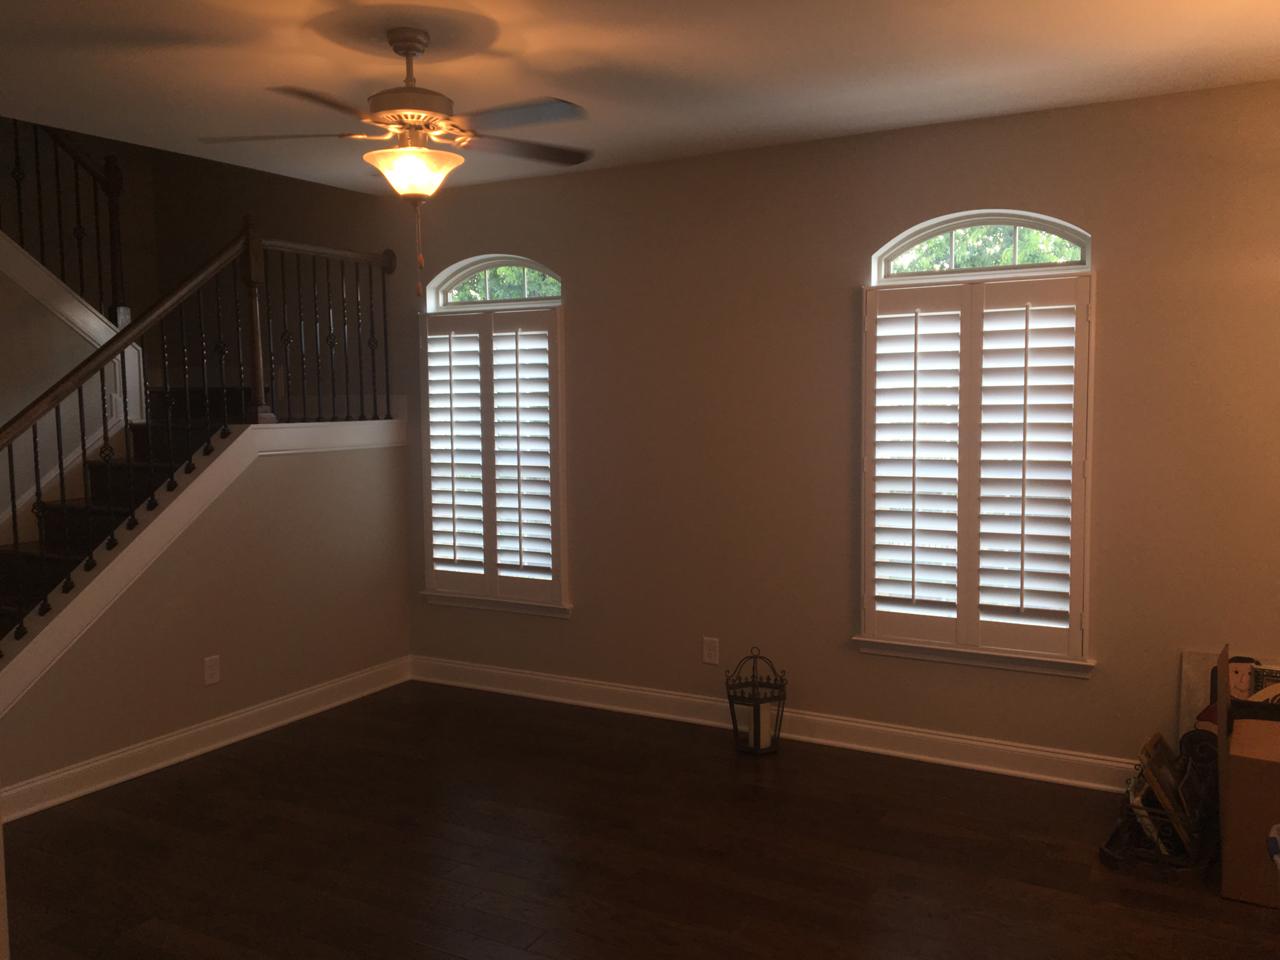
{"left": 446, "top": 264, "right": 562, "bottom": 304}
{"left": 889, "top": 223, "right": 1083, "bottom": 276}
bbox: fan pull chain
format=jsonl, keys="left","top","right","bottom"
{"left": 415, "top": 199, "right": 426, "bottom": 299}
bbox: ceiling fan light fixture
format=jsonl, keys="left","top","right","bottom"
{"left": 362, "top": 146, "right": 465, "bottom": 199}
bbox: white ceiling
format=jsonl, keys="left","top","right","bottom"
{"left": 3, "top": 0, "right": 1280, "bottom": 194}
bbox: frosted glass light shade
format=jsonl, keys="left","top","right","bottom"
{"left": 362, "top": 147, "right": 464, "bottom": 198}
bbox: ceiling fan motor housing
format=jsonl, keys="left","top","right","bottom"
{"left": 367, "top": 86, "right": 456, "bottom": 127}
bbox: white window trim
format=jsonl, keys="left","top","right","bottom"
{"left": 857, "top": 271, "right": 1096, "bottom": 677}
{"left": 421, "top": 257, "right": 571, "bottom": 617}
{"left": 871, "top": 210, "right": 1091, "bottom": 287}
{"left": 428, "top": 254, "right": 563, "bottom": 314}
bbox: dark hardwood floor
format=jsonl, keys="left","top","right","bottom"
{"left": 7, "top": 682, "right": 1279, "bottom": 959}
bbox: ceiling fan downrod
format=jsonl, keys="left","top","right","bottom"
{"left": 386, "top": 27, "right": 430, "bottom": 88}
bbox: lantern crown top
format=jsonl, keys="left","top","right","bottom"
{"left": 726, "top": 647, "right": 787, "bottom": 689}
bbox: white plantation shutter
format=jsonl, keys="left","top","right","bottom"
{"left": 426, "top": 326, "right": 486, "bottom": 578}
{"left": 493, "top": 313, "right": 560, "bottom": 596}
{"left": 422, "top": 306, "right": 566, "bottom": 607}
{"left": 863, "top": 275, "right": 1090, "bottom": 659}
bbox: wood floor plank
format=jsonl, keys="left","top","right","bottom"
{"left": 7, "top": 682, "right": 1279, "bottom": 959}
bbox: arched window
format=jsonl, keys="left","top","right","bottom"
{"left": 429, "top": 255, "right": 562, "bottom": 312}
{"left": 421, "top": 256, "right": 568, "bottom": 614}
{"left": 871, "top": 210, "right": 1090, "bottom": 285}
{"left": 860, "top": 212, "right": 1093, "bottom": 673}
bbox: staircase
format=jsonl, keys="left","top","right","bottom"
{"left": 0, "top": 133, "right": 398, "bottom": 648}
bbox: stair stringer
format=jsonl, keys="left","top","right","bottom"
{"left": 0, "top": 418, "right": 405, "bottom": 719}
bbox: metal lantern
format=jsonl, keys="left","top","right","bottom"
{"left": 725, "top": 647, "right": 788, "bottom": 754}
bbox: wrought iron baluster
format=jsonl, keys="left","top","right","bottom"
{"left": 72, "top": 165, "right": 86, "bottom": 297}
{"left": 31, "top": 423, "right": 51, "bottom": 615}
{"left": 31, "top": 125, "right": 45, "bottom": 266}
{"left": 119, "top": 348, "right": 139, "bottom": 530}
{"left": 10, "top": 119, "right": 25, "bottom": 247}
{"left": 176, "top": 300, "right": 195, "bottom": 473}
{"left": 196, "top": 286, "right": 213, "bottom": 455}
{"left": 326, "top": 258, "right": 337, "bottom": 421}
{"left": 381, "top": 263, "right": 392, "bottom": 419}
{"left": 159, "top": 314, "right": 178, "bottom": 491}
{"left": 295, "top": 253, "right": 308, "bottom": 421}
{"left": 137, "top": 335, "right": 159, "bottom": 511}
{"left": 312, "top": 256, "right": 323, "bottom": 422}
{"left": 215, "top": 269, "right": 231, "bottom": 437}
{"left": 75, "top": 385, "right": 99, "bottom": 567}
{"left": 339, "top": 259, "right": 352, "bottom": 420}
{"left": 92, "top": 179, "right": 105, "bottom": 313}
{"left": 53, "top": 405, "right": 73, "bottom": 593}
{"left": 97, "top": 368, "right": 118, "bottom": 550}
{"left": 367, "top": 262, "right": 379, "bottom": 420}
{"left": 277, "top": 252, "right": 293, "bottom": 421}
{"left": 6, "top": 443, "right": 27, "bottom": 639}
{"left": 354, "top": 260, "right": 366, "bottom": 420}
{"left": 52, "top": 142, "right": 66, "bottom": 282}
{"left": 232, "top": 259, "right": 250, "bottom": 417}
{"left": 262, "top": 254, "right": 278, "bottom": 417}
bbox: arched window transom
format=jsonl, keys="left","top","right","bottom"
{"left": 872, "top": 211, "right": 1089, "bottom": 285}
{"left": 430, "top": 255, "right": 561, "bottom": 312}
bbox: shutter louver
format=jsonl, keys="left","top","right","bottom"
{"left": 979, "top": 303, "right": 1076, "bottom": 628}
{"left": 873, "top": 307, "right": 961, "bottom": 619}
{"left": 426, "top": 331, "right": 486, "bottom": 575}
{"left": 493, "top": 328, "right": 555, "bottom": 581}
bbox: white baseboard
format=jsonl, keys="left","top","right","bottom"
{"left": 411, "top": 655, "right": 1134, "bottom": 793}
{"left": 0, "top": 656, "right": 411, "bottom": 821}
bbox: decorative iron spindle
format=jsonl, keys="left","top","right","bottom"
{"left": 215, "top": 271, "right": 231, "bottom": 437}
{"left": 52, "top": 405, "right": 73, "bottom": 592}
{"left": 119, "top": 350, "right": 138, "bottom": 530}
{"left": 339, "top": 260, "right": 352, "bottom": 420}
{"left": 354, "top": 261, "right": 367, "bottom": 420}
{"left": 274, "top": 252, "right": 293, "bottom": 420}
{"left": 31, "top": 125, "right": 45, "bottom": 265}
{"left": 97, "top": 368, "right": 117, "bottom": 550}
{"left": 381, "top": 263, "right": 392, "bottom": 419}
{"left": 196, "top": 288, "right": 213, "bottom": 455}
{"left": 30, "top": 423, "right": 50, "bottom": 615}
{"left": 295, "top": 253, "right": 308, "bottom": 421}
{"left": 326, "top": 257, "right": 337, "bottom": 421}
{"left": 76, "top": 386, "right": 99, "bottom": 568}
{"left": 72, "top": 166, "right": 86, "bottom": 294}
{"left": 232, "top": 259, "right": 248, "bottom": 402}
{"left": 10, "top": 118, "right": 25, "bottom": 246}
{"left": 367, "top": 262, "right": 379, "bottom": 420}
{"left": 311, "top": 256, "right": 323, "bottom": 422}
{"left": 6, "top": 443, "right": 26, "bottom": 639}
{"left": 52, "top": 144, "right": 66, "bottom": 281}
{"left": 138, "top": 337, "right": 159, "bottom": 512}
{"left": 177, "top": 301, "right": 195, "bottom": 473}
{"left": 159, "top": 313, "right": 178, "bottom": 491}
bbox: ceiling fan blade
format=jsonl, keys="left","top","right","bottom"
{"left": 269, "top": 85, "right": 368, "bottom": 121}
{"left": 464, "top": 135, "right": 591, "bottom": 165}
{"left": 199, "top": 133, "right": 365, "bottom": 143}
{"left": 457, "top": 98, "right": 584, "bottom": 131}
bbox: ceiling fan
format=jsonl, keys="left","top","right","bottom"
{"left": 203, "top": 26, "right": 591, "bottom": 199}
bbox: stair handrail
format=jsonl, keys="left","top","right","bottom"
{"left": 0, "top": 232, "right": 248, "bottom": 452}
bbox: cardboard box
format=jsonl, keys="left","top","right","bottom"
{"left": 1218, "top": 644, "right": 1280, "bottom": 908}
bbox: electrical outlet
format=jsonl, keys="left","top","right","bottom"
{"left": 702, "top": 637, "right": 720, "bottom": 665}
{"left": 203, "top": 655, "right": 221, "bottom": 686}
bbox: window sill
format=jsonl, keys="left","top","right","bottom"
{"left": 853, "top": 636, "right": 1095, "bottom": 678}
{"left": 421, "top": 591, "right": 573, "bottom": 619}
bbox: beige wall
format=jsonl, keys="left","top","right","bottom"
{"left": 409, "top": 80, "right": 1280, "bottom": 760}
{"left": 0, "top": 446, "right": 410, "bottom": 785}
{"left": 7, "top": 79, "right": 1277, "bottom": 776}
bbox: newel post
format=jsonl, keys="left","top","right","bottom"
{"left": 243, "top": 218, "right": 278, "bottom": 424}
